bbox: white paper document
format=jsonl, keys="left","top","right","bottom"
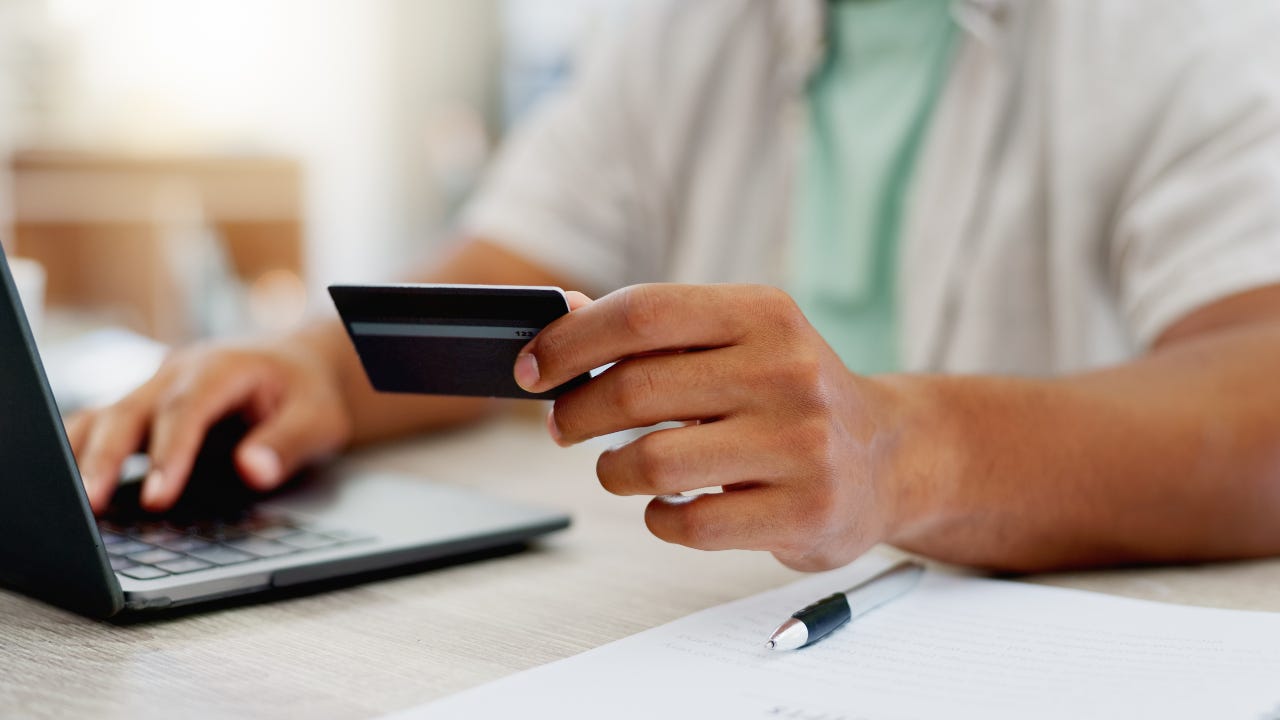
{"left": 388, "top": 556, "right": 1280, "bottom": 719}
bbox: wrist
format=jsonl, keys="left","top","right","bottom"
{"left": 866, "top": 373, "right": 968, "bottom": 548}
{"left": 291, "top": 318, "right": 350, "bottom": 371}
{"left": 288, "top": 318, "right": 362, "bottom": 410}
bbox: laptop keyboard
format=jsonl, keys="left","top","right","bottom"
{"left": 98, "top": 512, "right": 373, "bottom": 581}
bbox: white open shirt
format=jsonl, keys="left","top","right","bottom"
{"left": 461, "top": 0, "right": 1280, "bottom": 375}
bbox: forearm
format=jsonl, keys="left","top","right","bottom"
{"left": 886, "top": 323, "right": 1280, "bottom": 572}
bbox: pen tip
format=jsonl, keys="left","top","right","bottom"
{"left": 766, "top": 619, "right": 808, "bottom": 651}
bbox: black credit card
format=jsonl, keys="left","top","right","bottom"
{"left": 328, "top": 284, "right": 589, "bottom": 400}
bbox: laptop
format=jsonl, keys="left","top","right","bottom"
{"left": 0, "top": 246, "right": 570, "bottom": 618}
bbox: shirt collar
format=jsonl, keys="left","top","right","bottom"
{"left": 776, "top": 0, "right": 1014, "bottom": 88}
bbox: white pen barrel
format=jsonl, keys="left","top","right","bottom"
{"left": 845, "top": 562, "right": 925, "bottom": 620}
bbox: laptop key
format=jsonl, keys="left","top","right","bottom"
{"left": 99, "top": 530, "right": 129, "bottom": 546}
{"left": 225, "top": 538, "right": 297, "bottom": 559}
{"left": 106, "top": 540, "right": 154, "bottom": 557}
{"left": 119, "top": 565, "right": 170, "bottom": 580}
{"left": 126, "top": 548, "right": 183, "bottom": 565}
{"left": 186, "top": 546, "right": 255, "bottom": 566}
{"left": 154, "top": 558, "right": 214, "bottom": 575}
{"left": 153, "top": 536, "right": 213, "bottom": 554}
{"left": 108, "top": 556, "right": 136, "bottom": 572}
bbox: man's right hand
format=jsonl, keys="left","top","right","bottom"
{"left": 65, "top": 339, "right": 354, "bottom": 515}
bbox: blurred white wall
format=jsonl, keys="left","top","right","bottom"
{"left": 0, "top": 0, "right": 44, "bottom": 241}
{"left": 0, "top": 0, "right": 501, "bottom": 304}
{"left": 388, "top": 0, "right": 501, "bottom": 272}
{"left": 501, "top": 0, "right": 634, "bottom": 126}
{"left": 0, "top": 0, "right": 658, "bottom": 325}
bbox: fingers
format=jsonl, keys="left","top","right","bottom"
{"left": 517, "top": 284, "right": 781, "bottom": 393}
{"left": 65, "top": 340, "right": 356, "bottom": 515}
{"left": 595, "top": 420, "right": 787, "bottom": 496}
{"left": 531, "top": 283, "right": 877, "bottom": 569}
{"left": 65, "top": 411, "right": 93, "bottom": 460}
{"left": 644, "top": 487, "right": 864, "bottom": 568}
{"left": 235, "top": 399, "right": 349, "bottom": 491}
{"left": 550, "top": 349, "right": 746, "bottom": 445}
{"left": 142, "top": 364, "right": 267, "bottom": 511}
{"left": 643, "top": 489, "right": 790, "bottom": 552}
{"left": 78, "top": 398, "right": 155, "bottom": 513}
{"left": 65, "top": 411, "right": 107, "bottom": 510}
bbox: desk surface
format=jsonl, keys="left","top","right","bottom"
{"left": 5, "top": 415, "right": 1280, "bottom": 719}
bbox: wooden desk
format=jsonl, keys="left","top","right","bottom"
{"left": 4, "top": 415, "right": 1280, "bottom": 719}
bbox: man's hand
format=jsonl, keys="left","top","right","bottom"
{"left": 522, "top": 283, "right": 1280, "bottom": 575}
{"left": 66, "top": 339, "right": 354, "bottom": 514}
{"left": 514, "top": 283, "right": 913, "bottom": 571}
{"left": 62, "top": 239, "right": 574, "bottom": 517}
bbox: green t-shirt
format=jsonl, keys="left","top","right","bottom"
{"left": 790, "top": 0, "right": 956, "bottom": 374}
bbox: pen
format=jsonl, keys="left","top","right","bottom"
{"left": 765, "top": 560, "right": 925, "bottom": 651}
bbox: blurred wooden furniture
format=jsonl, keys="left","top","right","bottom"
{"left": 8, "top": 150, "right": 303, "bottom": 342}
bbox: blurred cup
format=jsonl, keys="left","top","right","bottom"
{"left": 9, "top": 257, "right": 47, "bottom": 339}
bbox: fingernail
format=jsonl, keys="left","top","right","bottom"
{"left": 546, "top": 407, "right": 565, "bottom": 446}
{"left": 141, "top": 469, "right": 165, "bottom": 508}
{"left": 240, "top": 445, "right": 282, "bottom": 487}
{"left": 514, "top": 353, "right": 540, "bottom": 391}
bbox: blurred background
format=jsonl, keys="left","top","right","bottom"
{"left": 0, "top": 0, "right": 629, "bottom": 409}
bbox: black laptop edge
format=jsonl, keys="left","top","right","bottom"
{"left": 0, "top": 246, "right": 125, "bottom": 617}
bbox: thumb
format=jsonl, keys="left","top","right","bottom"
{"left": 565, "top": 290, "right": 594, "bottom": 311}
{"left": 234, "top": 401, "right": 346, "bottom": 491}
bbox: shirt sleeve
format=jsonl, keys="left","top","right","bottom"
{"left": 457, "top": 14, "right": 654, "bottom": 297}
{"left": 1114, "top": 3, "right": 1280, "bottom": 348}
